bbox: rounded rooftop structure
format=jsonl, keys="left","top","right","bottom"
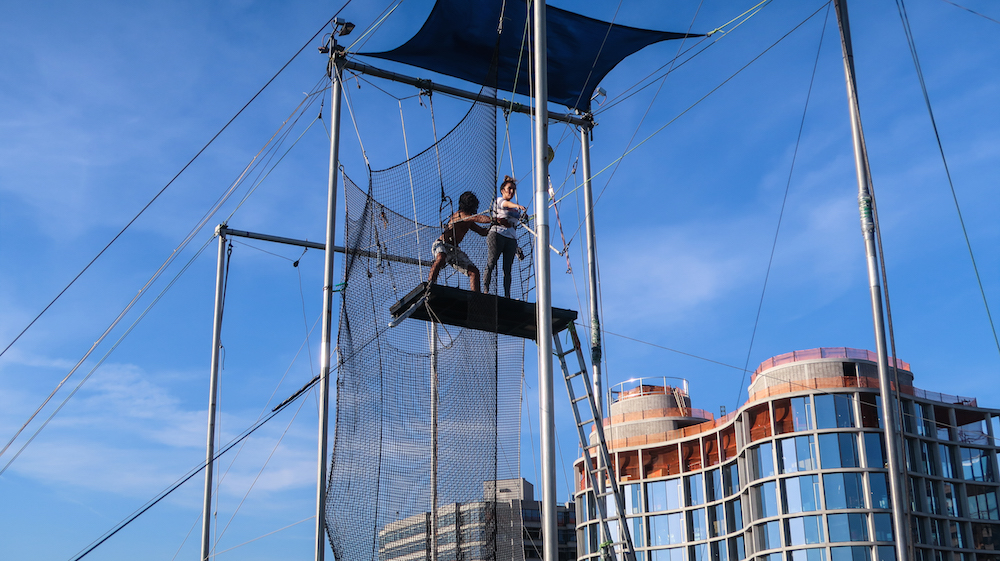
{"left": 747, "top": 347, "right": 913, "bottom": 400}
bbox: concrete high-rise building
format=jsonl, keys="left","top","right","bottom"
{"left": 377, "top": 478, "right": 576, "bottom": 561}
{"left": 574, "top": 347, "right": 1000, "bottom": 561}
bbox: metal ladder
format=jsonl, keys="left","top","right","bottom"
{"left": 553, "top": 322, "right": 636, "bottom": 561}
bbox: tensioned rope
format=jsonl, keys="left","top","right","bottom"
{"left": 67, "top": 369, "right": 325, "bottom": 561}
{"left": 939, "top": 0, "right": 1000, "bottom": 25}
{"left": 734, "top": 1, "right": 833, "bottom": 412}
{"left": 558, "top": 0, "right": 707, "bottom": 261}
{"left": 1, "top": 85, "right": 326, "bottom": 468}
{"left": 0, "top": 235, "right": 216, "bottom": 477}
{"left": 0, "top": 4, "right": 352, "bottom": 361}
{"left": 893, "top": 0, "right": 1000, "bottom": 359}
{"left": 591, "top": 0, "right": 776, "bottom": 118}
{"left": 552, "top": 2, "right": 832, "bottom": 213}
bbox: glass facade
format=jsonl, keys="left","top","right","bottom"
{"left": 576, "top": 355, "right": 1000, "bottom": 561}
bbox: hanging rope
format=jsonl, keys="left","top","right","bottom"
{"left": 733, "top": 1, "right": 832, "bottom": 410}
{"left": 894, "top": 0, "right": 1000, "bottom": 359}
{"left": 427, "top": 92, "right": 452, "bottom": 227}
{"left": 0, "top": 7, "right": 350, "bottom": 362}
{"left": 399, "top": 99, "right": 425, "bottom": 276}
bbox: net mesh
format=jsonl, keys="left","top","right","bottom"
{"left": 326, "top": 99, "right": 532, "bottom": 561}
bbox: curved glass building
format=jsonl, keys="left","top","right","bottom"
{"left": 574, "top": 348, "right": 1000, "bottom": 561}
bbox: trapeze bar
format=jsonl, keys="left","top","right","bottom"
{"left": 343, "top": 59, "right": 593, "bottom": 128}
{"left": 220, "top": 226, "right": 423, "bottom": 266}
{"left": 389, "top": 282, "right": 578, "bottom": 340}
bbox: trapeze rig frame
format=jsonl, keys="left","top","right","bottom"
{"left": 335, "top": 33, "right": 622, "bottom": 561}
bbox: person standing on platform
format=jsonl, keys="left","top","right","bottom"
{"left": 484, "top": 175, "right": 526, "bottom": 298}
{"left": 428, "top": 191, "right": 491, "bottom": 292}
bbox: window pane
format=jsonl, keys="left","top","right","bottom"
{"left": 780, "top": 435, "right": 817, "bottom": 474}
{"left": 937, "top": 444, "right": 954, "bottom": 479}
{"left": 960, "top": 447, "right": 995, "bottom": 482}
{"left": 755, "top": 520, "right": 781, "bottom": 551}
{"left": 949, "top": 521, "right": 964, "bottom": 548}
{"left": 820, "top": 433, "right": 858, "bottom": 468}
{"left": 753, "top": 443, "right": 775, "bottom": 480}
{"left": 789, "top": 549, "right": 827, "bottom": 561}
{"left": 711, "top": 540, "right": 728, "bottom": 561}
{"left": 707, "top": 469, "right": 723, "bottom": 502}
{"left": 628, "top": 516, "right": 645, "bottom": 547}
{"left": 924, "top": 480, "right": 940, "bottom": 515}
{"left": 690, "top": 544, "right": 709, "bottom": 561}
{"left": 726, "top": 498, "right": 743, "bottom": 531}
{"left": 831, "top": 546, "right": 870, "bottom": 561}
{"left": 942, "top": 482, "right": 959, "bottom": 517}
{"left": 652, "top": 547, "right": 686, "bottom": 561}
{"left": 793, "top": 397, "right": 813, "bottom": 431}
{"left": 783, "top": 475, "right": 820, "bottom": 514}
{"left": 709, "top": 503, "right": 725, "bottom": 537}
{"left": 827, "top": 513, "right": 868, "bottom": 542}
{"left": 730, "top": 535, "right": 745, "bottom": 561}
{"left": 876, "top": 547, "right": 894, "bottom": 561}
{"left": 648, "top": 478, "right": 683, "bottom": 512}
{"left": 688, "top": 473, "right": 706, "bottom": 506}
{"left": 966, "top": 484, "right": 1000, "bottom": 519}
{"left": 754, "top": 481, "right": 779, "bottom": 518}
{"left": 824, "top": 472, "right": 864, "bottom": 509}
{"left": 869, "top": 473, "right": 890, "bottom": 510}
{"left": 625, "top": 483, "right": 643, "bottom": 514}
{"left": 816, "top": 394, "right": 856, "bottom": 429}
{"left": 786, "top": 516, "right": 824, "bottom": 545}
{"left": 724, "top": 463, "right": 740, "bottom": 496}
{"left": 650, "top": 513, "right": 685, "bottom": 546}
{"left": 873, "top": 513, "right": 893, "bottom": 541}
{"left": 972, "top": 522, "right": 1000, "bottom": 550}
{"left": 690, "top": 508, "right": 707, "bottom": 541}
{"left": 865, "top": 433, "right": 885, "bottom": 469}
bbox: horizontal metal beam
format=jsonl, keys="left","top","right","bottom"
{"left": 219, "top": 225, "right": 423, "bottom": 266}
{"left": 342, "top": 58, "right": 593, "bottom": 128}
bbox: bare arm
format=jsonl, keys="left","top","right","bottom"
{"left": 499, "top": 200, "right": 526, "bottom": 212}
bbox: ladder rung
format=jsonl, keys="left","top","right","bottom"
{"left": 571, "top": 395, "right": 590, "bottom": 405}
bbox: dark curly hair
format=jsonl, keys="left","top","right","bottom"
{"left": 458, "top": 191, "right": 479, "bottom": 215}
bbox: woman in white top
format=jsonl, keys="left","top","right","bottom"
{"left": 484, "top": 175, "right": 526, "bottom": 298}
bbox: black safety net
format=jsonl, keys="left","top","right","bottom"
{"left": 326, "top": 99, "right": 532, "bottom": 561}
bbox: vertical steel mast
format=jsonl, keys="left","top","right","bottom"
{"left": 200, "top": 226, "right": 228, "bottom": 561}
{"left": 531, "top": 2, "right": 556, "bottom": 561}
{"left": 316, "top": 23, "right": 347, "bottom": 561}
{"left": 579, "top": 123, "right": 609, "bottom": 551}
{"left": 832, "top": 2, "right": 909, "bottom": 560}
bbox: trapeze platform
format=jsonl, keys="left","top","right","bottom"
{"left": 389, "top": 282, "right": 578, "bottom": 340}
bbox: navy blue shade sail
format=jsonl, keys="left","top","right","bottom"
{"left": 359, "top": 0, "right": 698, "bottom": 112}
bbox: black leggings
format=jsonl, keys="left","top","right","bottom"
{"left": 484, "top": 231, "right": 517, "bottom": 297}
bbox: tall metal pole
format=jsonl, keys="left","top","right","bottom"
{"left": 200, "top": 226, "right": 227, "bottom": 561}
{"left": 580, "top": 125, "right": 602, "bottom": 420}
{"left": 832, "top": 2, "right": 908, "bottom": 560}
{"left": 580, "top": 125, "right": 610, "bottom": 553}
{"left": 531, "top": 3, "right": 556, "bottom": 561}
{"left": 316, "top": 43, "right": 344, "bottom": 561}
{"left": 430, "top": 322, "right": 439, "bottom": 561}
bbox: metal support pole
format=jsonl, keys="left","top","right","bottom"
{"left": 580, "top": 126, "right": 610, "bottom": 555}
{"left": 316, "top": 46, "right": 345, "bottom": 561}
{"left": 531, "top": 3, "right": 556, "bottom": 561}
{"left": 833, "top": 2, "right": 908, "bottom": 560}
{"left": 430, "top": 322, "right": 439, "bottom": 561}
{"left": 200, "top": 226, "right": 227, "bottom": 561}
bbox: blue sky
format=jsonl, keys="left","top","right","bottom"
{"left": 2, "top": 0, "right": 999, "bottom": 559}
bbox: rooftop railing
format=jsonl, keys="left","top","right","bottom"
{"left": 610, "top": 376, "right": 690, "bottom": 404}
{"left": 752, "top": 347, "right": 911, "bottom": 383}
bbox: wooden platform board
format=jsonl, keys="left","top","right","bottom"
{"left": 389, "top": 282, "right": 578, "bottom": 340}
